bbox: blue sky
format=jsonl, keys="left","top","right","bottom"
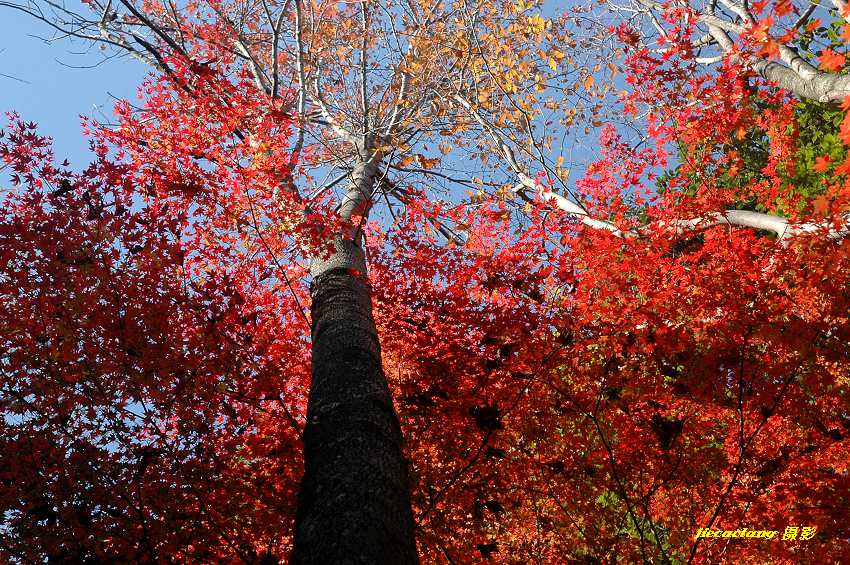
{"left": 0, "top": 9, "right": 147, "bottom": 165}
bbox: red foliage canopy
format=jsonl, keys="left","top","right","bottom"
{"left": 2, "top": 15, "right": 850, "bottom": 563}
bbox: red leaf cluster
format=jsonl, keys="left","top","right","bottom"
{"left": 2, "top": 13, "right": 850, "bottom": 563}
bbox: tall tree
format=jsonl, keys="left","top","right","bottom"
{"left": 0, "top": 0, "right": 611, "bottom": 560}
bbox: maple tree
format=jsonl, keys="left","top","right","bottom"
{"left": 2, "top": 0, "right": 850, "bottom": 563}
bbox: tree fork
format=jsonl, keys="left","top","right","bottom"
{"left": 291, "top": 240, "right": 419, "bottom": 564}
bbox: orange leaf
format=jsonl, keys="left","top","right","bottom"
{"left": 836, "top": 157, "right": 850, "bottom": 176}
{"left": 819, "top": 49, "right": 845, "bottom": 72}
{"left": 779, "top": 28, "right": 798, "bottom": 44}
{"left": 774, "top": 0, "right": 793, "bottom": 16}
{"left": 813, "top": 195, "right": 832, "bottom": 215}
{"left": 757, "top": 40, "right": 780, "bottom": 59}
{"left": 416, "top": 155, "right": 440, "bottom": 169}
{"left": 813, "top": 155, "right": 833, "bottom": 172}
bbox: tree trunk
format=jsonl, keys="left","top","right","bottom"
{"left": 291, "top": 240, "right": 419, "bottom": 564}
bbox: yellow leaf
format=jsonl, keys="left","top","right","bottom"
{"left": 535, "top": 78, "right": 545, "bottom": 92}
{"left": 528, "top": 14, "right": 546, "bottom": 34}
{"left": 583, "top": 75, "right": 594, "bottom": 90}
{"left": 549, "top": 57, "right": 558, "bottom": 71}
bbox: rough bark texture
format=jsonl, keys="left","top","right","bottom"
{"left": 291, "top": 263, "right": 419, "bottom": 565}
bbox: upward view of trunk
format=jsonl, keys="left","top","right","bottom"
{"left": 291, "top": 239, "right": 419, "bottom": 564}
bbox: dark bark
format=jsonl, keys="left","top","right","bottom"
{"left": 291, "top": 266, "right": 418, "bottom": 565}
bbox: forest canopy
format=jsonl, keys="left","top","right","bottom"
{"left": 1, "top": 0, "right": 849, "bottom": 563}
